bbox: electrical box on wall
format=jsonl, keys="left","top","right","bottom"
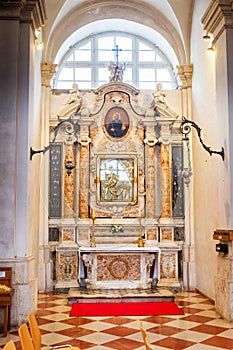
{"left": 213, "top": 229, "right": 233, "bottom": 242}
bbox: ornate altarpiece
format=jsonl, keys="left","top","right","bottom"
{"left": 48, "top": 81, "right": 184, "bottom": 291}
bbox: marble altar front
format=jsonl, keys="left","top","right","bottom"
{"left": 79, "top": 245, "right": 160, "bottom": 289}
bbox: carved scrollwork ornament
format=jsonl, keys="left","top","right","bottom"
{"left": 158, "top": 137, "right": 170, "bottom": 146}
{"left": 109, "top": 258, "right": 129, "bottom": 279}
{"left": 144, "top": 135, "right": 159, "bottom": 147}
{"left": 78, "top": 135, "right": 92, "bottom": 146}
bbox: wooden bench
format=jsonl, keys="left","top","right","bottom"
{"left": 0, "top": 267, "right": 14, "bottom": 337}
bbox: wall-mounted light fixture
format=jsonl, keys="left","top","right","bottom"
{"left": 35, "top": 40, "right": 43, "bottom": 49}
{"left": 202, "top": 31, "right": 211, "bottom": 41}
{"left": 35, "top": 28, "right": 41, "bottom": 39}
{"left": 35, "top": 27, "right": 43, "bottom": 49}
{"left": 207, "top": 43, "right": 215, "bottom": 53}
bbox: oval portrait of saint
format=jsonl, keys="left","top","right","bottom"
{"left": 104, "top": 107, "right": 130, "bottom": 139}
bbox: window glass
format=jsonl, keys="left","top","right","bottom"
{"left": 139, "top": 42, "right": 151, "bottom": 50}
{"left": 78, "top": 81, "right": 92, "bottom": 89}
{"left": 116, "top": 36, "right": 132, "bottom": 50}
{"left": 67, "top": 54, "right": 74, "bottom": 62}
{"left": 139, "top": 69, "right": 155, "bottom": 81}
{"left": 118, "top": 51, "right": 132, "bottom": 62}
{"left": 139, "top": 81, "right": 157, "bottom": 90}
{"left": 157, "top": 69, "right": 171, "bottom": 81}
{"left": 79, "top": 42, "right": 91, "bottom": 50}
{"left": 98, "top": 50, "right": 115, "bottom": 62}
{"left": 75, "top": 50, "right": 91, "bottom": 61}
{"left": 98, "top": 67, "right": 109, "bottom": 81}
{"left": 58, "top": 68, "right": 74, "bottom": 80}
{"left": 123, "top": 67, "right": 132, "bottom": 82}
{"left": 139, "top": 51, "right": 155, "bottom": 61}
{"left": 57, "top": 81, "right": 74, "bottom": 89}
{"left": 98, "top": 36, "right": 114, "bottom": 49}
{"left": 156, "top": 54, "right": 163, "bottom": 62}
{"left": 54, "top": 32, "right": 177, "bottom": 90}
{"left": 75, "top": 68, "right": 91, "bottom": 80}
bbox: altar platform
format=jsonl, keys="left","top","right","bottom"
{"left": 67, "top": 287, "right": 175, "bottom": 304}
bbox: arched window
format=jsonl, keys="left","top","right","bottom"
{"left": 53, "top": 32, "right": 178, "bottom": 90}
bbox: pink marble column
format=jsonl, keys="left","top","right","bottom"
{"left": 79, "top": 141, "right": 89, "bottom": 219}
{"left": 145, "top": 144, "right": 156, "bottom": 217}
{"left": 160, "top": 144, "right": 171, "bottom": 218}
{"left": 64, "top": 146, "right": 74, "bottom": 217}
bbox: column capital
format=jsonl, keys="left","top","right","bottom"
{"left": 202, "top": 0, "right": 233, "bottom": 45}
{"left": 41, "top": 62, "right": 57, "bottom": 88}
{"left": 176, "top": 64, "right": 193, "bottom": 89}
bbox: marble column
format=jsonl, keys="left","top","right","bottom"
{"left": 160, "top": 141, "right": 171, "bottom": 218}
{"left": 78, "top": 123, "right": 91, "bottom": 219}
{"left": 64, "top": 146, "right": 75, "bottom": 217}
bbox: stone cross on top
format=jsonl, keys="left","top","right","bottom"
{"left": 108, "top": 44, "right": 126, "bottom": 82}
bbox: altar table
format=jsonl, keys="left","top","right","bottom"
{"left": 79, "top": 245, "right": 160, "bottom": 289}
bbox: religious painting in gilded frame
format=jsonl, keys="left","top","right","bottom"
{"left": 96, "top": 155, "right": 137, "bottom": 205}
{"left": 104, "top": 107, "right": 130, "bottom": 139}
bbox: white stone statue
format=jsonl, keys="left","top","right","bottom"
{"left": 151, "top": 83, "right": 167, "bottom": 108}
{"left": 58, "top": 83, "right": 82, "bottom": 119}
{"left": 108, "top": 61, "right": 126, "bottom": 82}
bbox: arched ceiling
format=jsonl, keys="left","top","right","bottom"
{"left": 43, "top": 0, "right": 193, "bottom": 67}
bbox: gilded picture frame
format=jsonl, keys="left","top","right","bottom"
{"left": 96, "top": 155, "right": 137, "bottom": 205}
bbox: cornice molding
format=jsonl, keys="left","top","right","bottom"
{"left": 202, "top": 1, "right": 233, "bottom": 44}
{"left": 0, "top": 0, "right": 46, "bottom": 32}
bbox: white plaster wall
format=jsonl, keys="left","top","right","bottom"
{"left": 190, "top": 0, "right": 223, "bottom": 300}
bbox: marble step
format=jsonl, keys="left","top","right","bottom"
{"left": 67, "top": 287, "right": 175, "bottom": 304}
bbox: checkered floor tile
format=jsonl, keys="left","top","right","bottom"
{"left": 1, "top": 290, "right": 233, "bottom": 349}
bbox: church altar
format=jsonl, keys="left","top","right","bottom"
{"left": 48, "top": 72, "right": 186, "bottom": 293}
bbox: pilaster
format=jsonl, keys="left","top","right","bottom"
{"left": 38, "top": 62, "right": 57, "bottom": 292}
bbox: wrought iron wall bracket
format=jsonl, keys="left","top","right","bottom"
{"left": 30, "top": 118, "right": 79, "bottom": 176}
{"left": 30, "top": 118, "right": 79, "bottom": 160}
{"left": 30, "top": 145, "right": 51, "bottom": 160}
{"left": 180, "top": 117, "right": 225, "bottom": 161}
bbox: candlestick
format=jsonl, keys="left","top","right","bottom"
{"left": 90, "top": 210, "right": 96, "bottom": 247}
{"left": 92, "top": 210, "right": 96, "bottom": 220}
{"left": 138, "top": 209, "right": 144, "bottom": 247}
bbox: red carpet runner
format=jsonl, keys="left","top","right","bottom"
{"left": 70, "top": 302, "right": 184, "bottom": 317}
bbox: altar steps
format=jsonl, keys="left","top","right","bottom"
{"left": 67, "top": 288, "right": 175, "bottom": 304}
